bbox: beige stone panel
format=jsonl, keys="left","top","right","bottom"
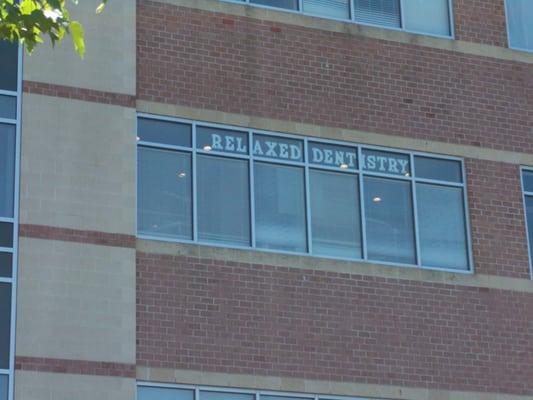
{"left": 15, "top": 371, "right": 135, "bottom": 400}
{"left": 137, "top": 101, "right": 533, "bottom": 168}
{"left": 137, "top": 367, "right": 533, "bottom": 400}
{"left": 23, "top": 0, "right": 136, "bottom": 95}
{"left": 20, "top": 94, "right": 136, "bottom": 235}
{"left": 137, "top": 239, "right": 533, "bottom": 294}
{"left": 157, "top": 0, "right": 533, "bottom": 65}
{"left": 16, "top": 238, "right": 135, "bottom": 364}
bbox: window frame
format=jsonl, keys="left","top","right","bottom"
{"left": 137, "top": 381, "right": 375, "bottom": 400}
{"left": 136, "top": 113, "right": 473, "bottom": 274}
{"left": 218, "top": 0, "right": 455, "bottom": 39}
{"left": 504, "top": 0, "right": 533, "bottom": 53}
{"left": 520, "top": 166, "right": 533, "bottom": 279}
{"left": 0, "top": 43, "right": 22, "bottom": 400}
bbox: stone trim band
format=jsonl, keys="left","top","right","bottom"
{"left": 16, "top": 357, "right": 136, "bottom": 378}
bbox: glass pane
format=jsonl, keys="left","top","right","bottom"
{"left": 262, "top": 397, "right": 312, "bottom": 400}
{"left": 0, "top": 253, "right": 12, "bottom": 278}
{"left": 197, "top": 126, "right": 248, "bottom": 155}
{"left": 198, "top": 155, "right": 250, "bottom": 246}
{"left": 523, "top": 170, "right": 533, "bottom": 193}
{"left": 254, "top": 162, "right": 307, "bottom": 252}
{"left": 362, "top": 148, "right": 410, "bottom": 176}
{"left": 0, "top": 223, "right": 13, "bottom": 248}
{"left": 138, "top": 387, "right": 194, "bottom": 400}
{"left": 138, "top": 147, "right": 192, "bottom": 240}
{"left": 364, "top": 176, "right": 415, "bottom": 264}
{"left": 250, "top": 0, "right": 298, "bottom": 10}
{"left": 253, "top": 134, "right": 303, "bottom": 162}
{"left": 414, "top": 156, "right": 462, "bottom": 183}
{"left": 308, "top": 142, "right": 357, "bottom": 170}
{"left": 526, "top": 196, "right": 533, "bottom": 264}
{"left": 310, "top": 170, "right": 361, "bottom": 258}
{"left": 416, "top": 184, "right": 469, "bottom": 270}
{"left": 0, "top": 283, "right": 11, "bottom": 369}
{"left": 354, "top": 0, "right": 401, "bottom": 27}
{"left": 402, "top": 0, "right": 451, "bottom": 36}
{"left": 201, "top": 391, "right": 255, "bottom": 400}
{"left": 137, "top": 118, "right": 192, "bottom": 147}
{"left": 0, "top": 41, "right": 17, "bottom": 92}
{"left": 0, "top": 375, "right": 7, "bottom": 400}
{"left": 506, "top": 0, "right": 533, "bottom": 50}
{"left": 302, "top": 0, "right": 350, "bottom": 19}
{"left": 0, "top": 124, "right": 15, "bottom": 218}
{"left": 0, "top": 95, "right": 16, "bottom": 120}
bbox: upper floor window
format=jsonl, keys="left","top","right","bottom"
{"left": 233, "top": 0, "right": 452, "bottom": 37}
{"left": 505, "top": 0, "right": 533, "bottom": 52}
{"left": 137, "top": 115, "right": 471, "bottom": 272}
{"left": 0, "top": 41, "right": 18, "bottom": 93}
{"left": 522, "top": 168, "right": 533, "bottom": 276}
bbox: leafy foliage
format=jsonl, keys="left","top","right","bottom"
{"left": 0, "top": 0, "right": 107, "bottom": 58}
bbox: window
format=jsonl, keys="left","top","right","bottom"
{"left": 137, "top": 116, "right": 472, "bottom": 272}
{"left": 137, "top": 384, "right": 373, "bottom": 400}
{"left": 522, "top": 169, "right": 533, "bottom": 276}
{"left": 229, "top": 0, "right": 452, "bottom": 37}
{"left": 0, "top": 40, "right": 19, "bottom": 400}
{"left": 505, "top": 0, "right": 533, "bottom": 51}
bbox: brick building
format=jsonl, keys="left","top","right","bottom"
{"left": 1, "top": 0, "right": 533, "bottom": 399}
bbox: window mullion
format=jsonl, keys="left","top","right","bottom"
{"left": 410, "top": 153, "right": 422, "bottom": 266}
{"left": 358, "top": 146, "right": 368, "bottom": 260}
{"left": 249, "top": 131, "right": 256, "bottom": 248}
{"left": 304, "top": 139, "right": 313, "bottom": 255}
{"left": 399, "top": 0, "right": 406, "bottom": 29}
{"left": 192, "top": 123, "right": 198, "bottom": 242}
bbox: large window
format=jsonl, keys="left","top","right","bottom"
{"left": 137, "top": 116, "right": 472, "bottom": 272}
{"left": 0, "top": 40, "right": 19, "bottom": 400}
{"left": 138, "top": 383, "right": 373, "bottom": 400}
{"left": 228, "top": 0, "right": 452, "bottom": 37}
{"left": 505, "top": 0, "right": 533, "bottom": 52}
{"left": 522, "top": 168, "right": 533, "bottom": 277}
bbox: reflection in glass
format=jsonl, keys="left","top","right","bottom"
{"left": 364, "top": 176, "right": 415, "bottom": 264}
{"left": 0, "top": 223, "right": 13, "bottom": 249}
{"left": 254, "top": 163, "right": 307, "bottom": 252}
{"left": 526, "top": 196, "right": 533, "bottom": 264}
{"left": 198, "top": 156, "right": 250, "bottom": 246}
{"left": 0, "top": 253, "right": 12, "bottom": 278}
{"left": 0, "top": 41, "right": 17, "bottom": 92}
{"left": 201, "top": 391, "right": 255, "bottom": 400}
{"left": 506, "top": 0, "right": 533, "bottom": 50}
{"left": 137, "top": 118, "right": 192, "bottom": 147}
{"left": 0, "top": 124, "right": 15, "bottom": 218}
{"left": 138, "top": 387, "right": 194, "bottom": 400}
{"left": 414, "top": 156, "right": 462, "bottom": 183}
{"left": 417, "top": 184, "right": 468, "bottom": 269}
{"left": 523, "top": 170, "right": 533, "bottom": 193}
{"left": 138, "top": 148, "right": 192, "bottom": 239}
{"left": 310, "top": 170, "right": 361, "bottom": 258}
{"left": 402, "top": 0, "right": 450, "bottom": 36}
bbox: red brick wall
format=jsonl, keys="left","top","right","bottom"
{"left": 454, "top": 0, "right": 508, "bottom": 46}
{"left": 137, "top": 251, "right": 533, "bottom": 395}
{"left": 466, "top": 159, "right": 531, "bottom": 279}
{"left": 137, "top": 1, "right": 533, "bottom": 155}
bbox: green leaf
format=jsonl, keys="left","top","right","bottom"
{"left": 70, "top": 20, "right": 84, "bottom": 58}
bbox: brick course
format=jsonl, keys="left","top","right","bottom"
{"left": 136, "top": 251, "right": 533, "bottom": 395}
{"left": 137, "top": 1, "right": 533, "bottom": 155}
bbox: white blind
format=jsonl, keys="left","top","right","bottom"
{"left": 354, "top": 0, "right": 400, "bottom": 27}
{"left": 303, "top": 0, "right": 350, "bottom": 19}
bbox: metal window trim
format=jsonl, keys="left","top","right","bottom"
{"left": 136, "top": 113, "right": 473, "bottom": 273}
{"left": 217, "top": 0, "right": 454, "bottom": 39}
{"left": 136, "top": 382, "right": 372, "bottom": 400}
{"left": 520, "top": 166, "right": 533, "bottom": 279}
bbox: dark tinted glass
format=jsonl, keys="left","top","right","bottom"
{"left": 0, "top": 253, "right": 12, "bottom": 278}
{"left": 138, "top": 387, "right": 194, "bottom": 400}
{"left": 0, "top": 41, "right": 17, "bottom": 92}
{"left": 201, "top": 392, "right": 254, "bottom": 400}
{"left": 526, "top": 196, "right": 533, "bottom": 263}
{"left": 250, "top": 0, "right": 298, "bottom": 10}
{"left": 0, "top": 95, "right": 16, "bottom": 120}
{"left": 0, "top": 283, "right": 11, "bottom": 369}
{"left": 137, "top": 118, "right": 192, "bottom": 147}
{"left": 523, "top": 170, "right": 533, "bottom": 193}
{"left": 0, "top": 223, "right": 13, "bottom": 248}
{"left": 0, "top": 124, "right": 16, "bottom": 218}
{"left": 0, "top": 374, "right": 7, "bottom": 400}
{"left": 414, "top": 156, "right": 462, "bottom": 183}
